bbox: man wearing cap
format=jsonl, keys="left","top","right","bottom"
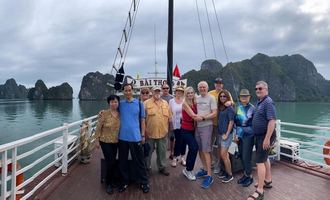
{"left": 234, "top": 89, "right": 255, "bottom": 187}
{"left": 208, "top": 77, "right": 234, "bottom": 174}
{"left": 144, "top": 86, "right": 172, "bottom": 176}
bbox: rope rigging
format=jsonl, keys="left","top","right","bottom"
{"left": 210, "top": 0, "right": 238, "bottom": 98}
{"left": 203, "top": 0, "right": 217, "bottom": 59}
{"left": 211, "top": 0, "right": 229, "bottom": 64}
{"left": 195, "top": 0, "right": 238, "bottom": 98}
{"left": 111, "top": 0, "right": 141, "bottom": 76}
{"left": 195, "top": 0, "right": 207, "bottom": 59}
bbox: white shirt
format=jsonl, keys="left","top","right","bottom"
{"left": 169, "top": 98, "right": 183, "bottom": 130}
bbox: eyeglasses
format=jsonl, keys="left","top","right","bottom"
{"left": 141, "top": 92, "right": 149, "bottom": 95}
{"left": 219, "top": 95, "right": 227, "bottom": 98}
{"left": 255, "top": 87, "right": 264, "bottom": 91}
{"left": 162, "top": 87, "right": 169, "bottom": 90}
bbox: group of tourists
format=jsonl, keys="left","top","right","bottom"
{"left": 94, "top": 78, "right": 276, "bottom": 200}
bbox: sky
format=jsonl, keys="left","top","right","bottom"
{"left": 0, "top": 0, "right": 329, "bottom": 96}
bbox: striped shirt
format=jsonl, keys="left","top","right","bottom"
{"left": 252, "top": 96, "right": 276, "bottom": 135}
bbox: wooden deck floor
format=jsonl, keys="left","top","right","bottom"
{"left": 33, "top": 148, "right": 330, "bottom": 200}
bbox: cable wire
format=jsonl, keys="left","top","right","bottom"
{"left": 203, "top": 0, "right": 217, "bottom": 59}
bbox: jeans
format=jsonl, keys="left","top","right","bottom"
{"left": 181, "top": 129, "right": 199, "bottom": 171}
{"left": 173, "top": 129, "right": 187, "bottom": 157}
{"left": 237, "top": 134, "right": 254, "bottom": 176}
{"left": 100, "top": 142, "right": 118, "bottom": 185}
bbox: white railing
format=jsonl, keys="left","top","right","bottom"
{"left": 0, "top": 115, "right": 98, "bottom": 200}
{"left": 277, "top": 120, "right": 330, "bottom": 168}
{"left": 1, "top": 117, "right": 329, "bottom": 199}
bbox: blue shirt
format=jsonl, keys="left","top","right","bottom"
{"left": 252, "top": 96, "right": 276, "bottom": 136}
{"left": 119, "top": 98, "right": 145, "bottom": 142}
{"left": 234, "top": 103, "right": 255, "bottom": 138}
{"left": 218, "top": 106, "right": 235, "bottom": 135}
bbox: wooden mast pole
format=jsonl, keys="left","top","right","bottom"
{"left": 167, "top": 0, "right": 174, "bottom": 94}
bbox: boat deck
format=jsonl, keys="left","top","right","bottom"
{"left": 33, "top": 148, "right": 330, "bottom": 200}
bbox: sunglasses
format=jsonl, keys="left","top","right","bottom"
{"left": 255, "top": 87, "right": 264, "bottom": 91}
{"left": 162, "top": 87, "right": 169, "bottom": 90}
{"left": 141, "top": 92, "right": 149, "bottom": 95}
{"left": 219, "top": 95, "right": 227, "bottom": 98}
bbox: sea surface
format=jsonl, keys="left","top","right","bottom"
{"left": 1, "top": 99, "right": 330, "bottom": 167}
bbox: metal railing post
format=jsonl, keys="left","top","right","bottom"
{"left": 1, "top": 151, "right": 8, "bottom": 200}
{"left": 10, "top": 148, "right": 17, "bottom": 200}
{"left": 62, "top": 123, "right": 69, "bottom": 175}
{"left": 276, "top": 120, "right": 281, "bottom": 161}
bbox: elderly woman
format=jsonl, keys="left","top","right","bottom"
{"left": 234, "top": 89, "right": 255, "bottom": 187}
{"left": 95, "top": 95, "right": 120, "bottom": 194}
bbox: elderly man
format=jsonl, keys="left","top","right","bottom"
{"left": 144, "top": 86, "right": 172, "bottom": 176}
{"left": 208, "top": 77, "right": 234, "bottom": 174}
{"left": 248, "top": 81, "right": 276, "bottom": 200}
{"left": 194, "top": 81, "right": 217, "bottom": 189}
{"left": 161, "top": 83, "right": 175, "bottom": 159}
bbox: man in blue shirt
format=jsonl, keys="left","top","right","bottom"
{"left": 118, "top": 83, "right": 149, "bottom": 193}
{"left": 248, "top": 81, "right": 276, "bottom": 200}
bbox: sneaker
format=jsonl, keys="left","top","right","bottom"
{"left": 222, "top": 174, "right": 234, "bottom": 183}
{"left": 217, "top": 170, "right": 227, "bottom": 179}
{"left": 180, "top": 157, "right": 186, "bottom": 166}
{"left": 213, "top": 165, "right": 221, "bottom": 174}
{"left": 171, "top": 158, "right": 177, "bottom": 167}
{"left": 195, "top": 169, "right": 208, "bottom": 179}
{"left": 242, "top": 177, "right": 254, "bottom": 187}
{"left": 237, "top": 175, "right": 248, "bottom": 184}
{"left": 182, "top": 169, "right": 196, "bottom": 181}
{"left": 201, "top": 176, "right": 214, "bottom": 189}
{"left": 140, "top": 184, "right": 150, "bottom": 193}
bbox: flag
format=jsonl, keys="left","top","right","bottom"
{"left": 173, "top": 64, "right": 181, "bottom": 79}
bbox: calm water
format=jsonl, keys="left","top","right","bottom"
{"left": 1, "top": 99, "right": 330, "bottom": 164}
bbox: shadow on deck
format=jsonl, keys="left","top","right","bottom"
{"left": 33, "top": 148, "right": 330, "bottom": 200}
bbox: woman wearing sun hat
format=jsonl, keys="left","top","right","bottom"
{"left": 169, "top": 86, "right": 186, "bottom": 167}
{"left": 234, "top": 89, "right": 255, "bottom": 187}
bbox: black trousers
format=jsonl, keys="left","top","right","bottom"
{"left": 118, "top": 140, "right": 149, "bottom": 185}
{"left": 173, "top": 129, "right": 187, "bottom": 157}
{"left": 237, "top": 135, "right": 254, "bottom": 176}
{"left": 100, "top": 141, "right": 118, "bottom": 185}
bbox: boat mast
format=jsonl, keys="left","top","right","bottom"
{"left": 167, "top": 0, "right": 174, "bottom": 94}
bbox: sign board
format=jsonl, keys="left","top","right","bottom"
{"left": 126, "top": 77, "right": 187, "bottom": 89}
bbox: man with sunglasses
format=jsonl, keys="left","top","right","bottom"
{"left": 248, "top": 81, "right": 276, "bottom": 200}
{"left": 161, "top": 83, "right": 175, "bottom": 159}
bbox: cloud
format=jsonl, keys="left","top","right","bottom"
{"left": 0, "top": 0, "right": 329, "bottom": 96}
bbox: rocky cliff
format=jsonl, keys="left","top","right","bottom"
{"left": 0, "top": 78, "right": 28, "bottom": 99}
{"left": 78, "top": 71, "right": 115, "bottom": 100}
{"left": 27, "top": 80, "right": 73, "bottom": 100}
{"left": 182, "top": 53, "right": 330, "bottom": 101}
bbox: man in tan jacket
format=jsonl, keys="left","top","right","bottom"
{"left": 144, "top": 85, "right": 172, "bottom": 176}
